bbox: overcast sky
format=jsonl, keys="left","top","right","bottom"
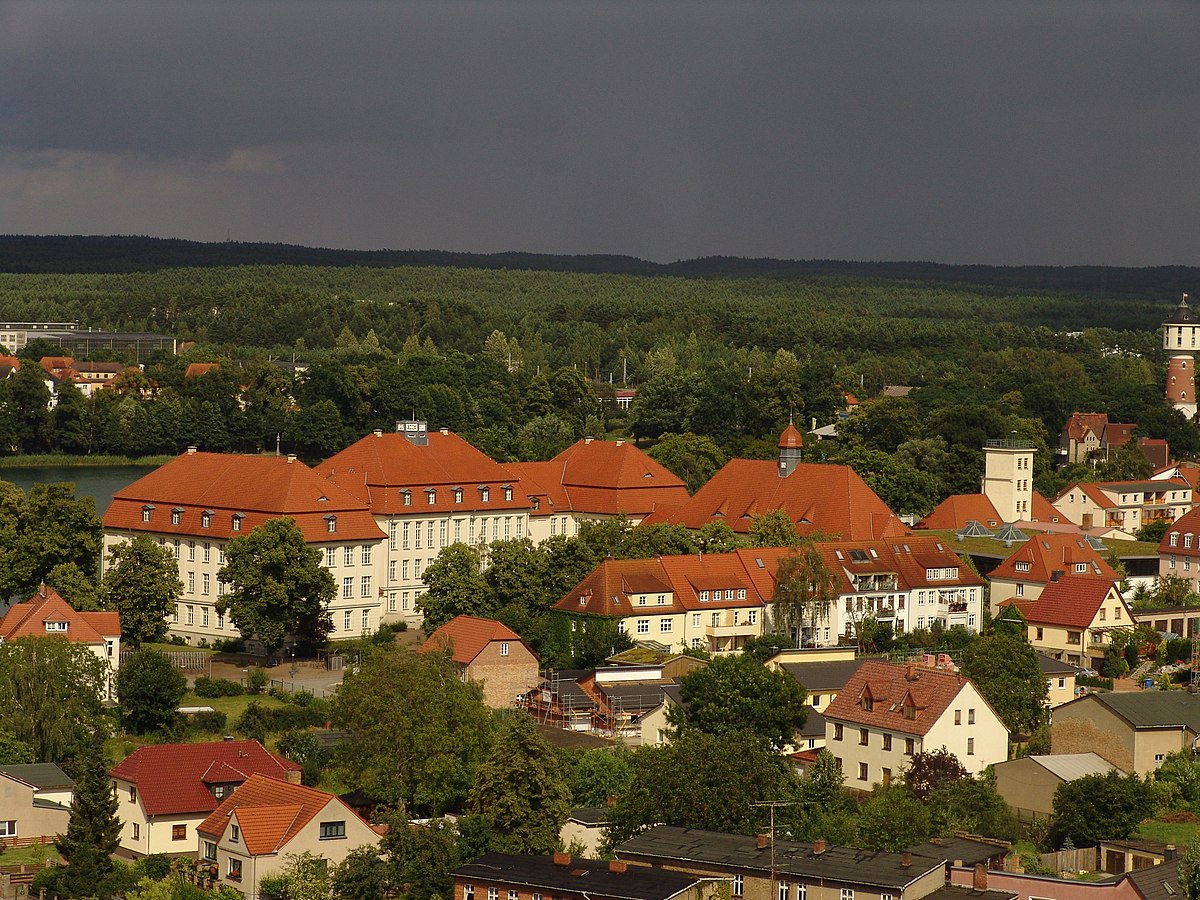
{"left": 2, "top": 1, "right": 1198, "bottom": 265}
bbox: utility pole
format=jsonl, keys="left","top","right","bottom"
{"left": 752, "top": 800, "right": 796, "bottom": 900}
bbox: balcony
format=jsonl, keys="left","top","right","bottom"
{"left": 708, "top": 622, "right": 761, "bottom": 638}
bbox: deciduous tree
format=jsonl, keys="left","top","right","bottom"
{"left": 958, "top": 631, "right": 1048, "bottom": 733}
{"left": 419, "top": 543, "right": 495, "bottom": 631}
{"left": 1051, "top": 771, "right": 1155, "bottom": 847}
{"left": 102, "top": 535, "right": 183, "bottom": 647}
{"left": 117, "top": 650, "right": 187, "bottom": 735}
{"left": 771, "top": 542, "right": 839, "bottom": 643}
{"left": 670, "top": 654, "right": 807, "bottom": 750}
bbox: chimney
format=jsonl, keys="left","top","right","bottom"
{"left": 608, "top": 861, "right": 628, "bottom": 874}
{"left": 812, "top": 839, "right": 827, "bottom": 855}
{"left": 1050, "top": 569, "right": 1064, "bottom": 582}
{"left": 757, "top": 834, "right": 770, "bottom": 850}
{"left": 373, "top": 429, "right": 383, "bottom": 438}
{"left": 901, "top": 852, "right": 912, "bottom": 868}
{"left": 553, "top": 852, "right": 571, "bottom": 867}
{"left": 615, "top": 440, "right": 625, "bottom": 447}
{"left": 606, "top": 795, "right": 618, "bottom": 808}
{"left": 973, "top": 864, "right": 988, "bottom": 891}
{"left": 286, "top": 454, "right": 296, "bottom": 464}
{"left": 584, "top": 436, "right": 594, "bottom": 444}
{"left": 187, "top": 446, "right": 197, "bottom": 455}
{"left": 906, "top": 662, "right": 918, "bottom": 681}
{"left": 440, "top": 428, "right": 449, "bottom": 435}
{"left": 1167, "top": 844, "right": 1178, "bottom": 861}
{"left": 285, "top": 769, "right": 302, "bottom": 785}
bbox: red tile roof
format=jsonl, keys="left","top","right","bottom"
{"left": 1062, "top": 413, "right": 1109, "bottom": 444}
{"left": 999, "top": 575, "right": 1126, "bottom": 629}
{"left": 0, "top": 584, "right": 120, "bottom": 644}
{"left": 184, "top": 363, "right": 221, "bottom": 378}
{"left": 814, "top": 537, "right": 983, "bottom": 594}
{"left": 918, "top": 494, "right": 1003, "bottom": 531}
{"left": 103, "top": 451, "right": 384, "bottom": 543}
{"left": 317, "top": 430, "right": 528, "bottom": 516}
{"left": 989, "top": 533, "right": 1118, "bottom": 585}
{"left": 109, "top": 740, "right": 301, "bottom": 817}
{"left": 1101, "top": 423, "right": 1136, "bottom": 449}
{"left": 197, "top": 774, "right": 361, "bottom": 856}
{"left": 777, "top": 423, "right": 804, "bottom": 449}
{"left": 420, "top": 615, "right": 535, "bottom": 665}
{"left": 823, "top": 660, "right": 977, "bottom": 736}
{"left": 654, "top": 459, "right": 906, "bottom": 539}
{"left": 509, "top": 439, "right": 689, "bottom": 518}
{"left": 1161, "top": 507, "right": 1200, "bottom": 556}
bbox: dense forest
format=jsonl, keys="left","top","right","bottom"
{"left": 0, "top": 242, "right": 1193, "bottom": 518}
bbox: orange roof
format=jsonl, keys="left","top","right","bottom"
{"left": 110, "top": 741, "right": 301, "bottom": 817}
{"left": 989, "top": 533, "right": 1118, "bottom": 585}
{"left": 184, "top": 363, "right": 221, "bottom": 378}
{"left": 103, "top": 451, "right": 384, "bottom": 543}
{"left": 918, "top": 494, "right": 1002, "bottom": 531}
{"left": 557, "top": 557, "right": 682, "bottom": 617}
{"left": 654, "top": 459, "right": 906, "bottom": 539}
{"left": 1101, "top": 423, "right": 1136, "bottom": 449}
{"left": 1062, "top": 412, "right": 1109, "bottom": 443}
{"left": 0, "top": 584, "right": 120, "bottom": 644}
{"left": 197, "top": 774, "right": 362, "bottom": 855}
{"left": 508, "top": 439, "right": 689, "bottom": 518}
{"left": 420, "top": 615, "right": 535, "bottom": 665}
{"left": 814, "top": 537, "right": 984, "bottom": 593}
{"left": 1161, "top": 507, "right": 1200, "bottom": 555}
{"left": 823, "top": 659, "right": 982, "bottom": 736}
{"left": 317, "top": 430, "right": 528, "bottom": 516}
{"left": 777, "top": 423, "right": 804, "bottom": 450}
{"left": 1001, "top": 575, "right": 1126, "bottom": 629}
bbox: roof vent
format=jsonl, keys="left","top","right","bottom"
{"left": 584, "top": 436, "right": 593, "bottom": 444}
{"left": 286, "top": 454, "right": 296, "bottom": 464}
{"left": 373, "top": 429, "right": 383, "bottom": 438}
{"left": 187, "top": 446, "right": 197, "bottom": 455}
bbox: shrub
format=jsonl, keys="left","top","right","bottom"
{"left": 391, "top": 620, "right": 408, "bottom": 632}
{"left": 212, "top": 638, "right": 245, "bottom": 653}
{"left": 191, "top": 710, "right": 228, "bottom": 733}
{"left": 247, "top": 667, "right": 269, "bottom": 695}
{"left": 194, "top": 677, "right": 245, "bottom": 698}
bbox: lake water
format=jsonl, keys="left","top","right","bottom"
{"left": 0, "top": 465, "right": 156, "bottom": 513}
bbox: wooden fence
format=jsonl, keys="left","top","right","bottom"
{"left": 119, "top": 650, "right": 208, "bottom": 670}
{"left": 1040, "top": 847, "right": 1099, "bottom": 874}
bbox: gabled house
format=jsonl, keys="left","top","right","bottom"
{"left": 991, "top": 753, "right": 1116, "bottom": 820}
{"left": 103, "top": 448, "right": 386, "bottom": 646}
{"left": 0, "top": 763, "right": 74, "bottom": 843}
{"left": 646, "top": 426, "right": 907, "bottom": 540}
{"left": 420, "top": 615, "right": 540, "bottom": 708}
{"left": 198, "top": 774, "right": 379, "bottom": 897}
{"left": 317, "top": 421, "right": 531, "bottom": 626}
{"left": 1060, "top": 413, "right": 1111, "bottom": 466}
{"left": 109, "top": 739, "right": 301, "bottom": 858}
{"left": 998, "top": 576, "right": 1133, "bottom": 668}
{"left": 508, "top": 437, "right": 690, "bottom": 542}
{"left": 1158, "top": 506, "right": 1200, "bottom": 591}
{"left": 823, "top": 659, "right": 1009, "bottom": 786}
{"left": 1036, "top": 653, "right": 1082, "bottom": 708}
{"left": 919, "top": 440, "right": 1061, "bottom": 532}
{"left": 987, "top": 533, "right": 1120, "bottom": 607}
{"left": 0, "top": 584, "right": 121, "bottom": 699}
{"left": 1052, "top": 691, "right": 1200, "bottom": 775}
{"left": 1054, "top": 479, "right": 1194, "bottom": 538}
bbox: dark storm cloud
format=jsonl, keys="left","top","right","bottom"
{"left": 1, "top": 1, "right": 1198, "bottom": 264}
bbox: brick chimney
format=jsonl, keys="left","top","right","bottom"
{"left": 1167, "top": 844, "right": 1178, "bottom": 861}
{"left": 608, "top": 861, "right": 627, "bottom": 874}
{"left": 973, "top": 864, "right": 988, "bottom": 891}
{"left": 812, "top": 839, "right": 828, "bottom": 855}
{"left": 757, "top": 834, "right": 770, "bottom": 850}
{"left": 901, "top": 852, "right": 912, "bottom": 868}
{"left": 553, "top": 852, "right": 571, "bottom": 867}
{"left": 284, "top": 769, "right": 302, "bottom": 785}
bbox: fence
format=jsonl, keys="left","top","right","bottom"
{"left": 265, "top": 678, "right": 338, "bottom": 699}
{"left": 119, "top": 650, "right": 209, "bottom": 670}
{"left": 1040, "top": 847, "right": 1099, "bottom": 874}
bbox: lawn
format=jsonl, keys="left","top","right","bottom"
{"left": 179, "top": 690, "right": 288, "bottom": 721}
{"left": 1136, "top": 818, "right": 1200, "bottom": 846}
{"left": 0, "top": 842, "right": 60, "bottom": 866}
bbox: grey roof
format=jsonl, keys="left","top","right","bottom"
{"left": 800, "top": 708, "right": 826, "bottom": 739}
{"left": 780, "top": 659, "right": 867, "bottom": 692}
{"left": 1034, "top": 653, "right": 1080, "bottom": 676}
{"left": 1086, "top": 691, "right": 1200, "bottom": 731}
{"left": 569, "top": 807, "right": 612, "bottom": 826}
{"left": 599, "top": 681, "right": 672, "bottom": 713}
{"left": 925, "top": 887, "right": 1017, "bottom": 900}
{"left": 1023, "top": 753, "right": 1116, "bottom": 781}
{"left": 905, "top": 837, "right": 1010, "bottom": 867}
{"left": 453, "top": 853, "right": 717, "bottom": 900}
{"left": 616, "top": 826, "right": 944, "bottom": 890}
{"left": 1126, "top": 858, "right": 1182, "bottom": 900}
{"left": 0, "top": 763, "right": 73, "bottom": 791}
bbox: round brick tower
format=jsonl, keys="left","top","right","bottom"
{"left": 1164, "top": 294, "right": 1199, "bottom": 419}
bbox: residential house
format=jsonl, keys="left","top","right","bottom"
{"left": 949, "top": 858, "right": 1180, "bottom": 900}
{"left": 822, "top": 659, "right": 1009, "bottom": 786}
{"left": 102, "top": 448, "right": 386, "bottom": 646}
{"left": 454, "top": 852, "right": 726, "bottom": 900}
{"left": 615, "top": 825, "right": 951, "bottom": 900}
{"left": 109, "top": 740, "right": 302, "bottom": 858}
{"left": 770, "top": 656, "right": 867, "bottom": 714}
{"left": 508, "top": 437, "right": 690, "bottom": 542}
{"left": 1053, "top": 479, "right": 1194, "bottom": 539}
{"left": 991, "top": 753, "right": 1116, "bottom": 820}
{"left": 317, "top": 421, "right": 531, "bottom": 626}
{"left": 198, "top": 774, "right": 380, "bottom": 898}
{"left": 1132, "top": 606, "right": 1200, "bottom": 641}
{"left": 559, "top": 809, "right": 610, "bottom": 858}
{"left": 997, "top": 576, "right": 1133, "bottom": 668}
{"left": 1052, "top": 691, "right": 1200, "bottom": 775}
{"left": 0, "top": 584, "right": 121, "bottom": 699}
{"left": 638, "top": 682, "right": 684, "bottom": 747}
{"left": 1157, "top": 507, "right": 1200, "bottom": 591}
{"left": 1035, "top": 653, "right": 1081, "bottom": 708}
{"left": 0, "top": 764, "right": 74, "bottom": 843}
{"left": 1060, "top": 413, "right": 1112, "bottom": 466}
{"left": 920, "top": 440, "right": 1061, "bottom": 532}
{"left": 987, "top": 534, "right": 1120, "bottom": 607}
{"left": 420, "top": 615, "right": 540, "bottom": 709}
{"left": 646, "top": 425, "right": 908, "bottom": 540}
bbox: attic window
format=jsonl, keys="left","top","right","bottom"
{"left": 171, "top": 508, "right": 183, "bottom": 526}
{"left": 479, "top": 486, "right": 490, "bottom": 503}
{"left": 1075, "top": 563, "right": 1086, "bottom": 573}
{"left": 755, "top": 558, "right": 765, "bottom": 569}
{"left": 232, "top": 513, "right": 244, "bottom": 532}
{"left": 578, "top": 597, "right": 587, "bottom": 606}
{"left": 326, "top": 515, "right": 337, "bottom": 534}
{"left": 700, "top": 591, "right": 709, "bottom": 601}
{"left": 904, "top": 544, "right": 911, "bottom": 552}
{"left": 45, "top": 621, "right": 68, "bottom": 633}
{"left": 849, "top": 550, "right": 869, "bottom": 563}
{"left": 201, "top": 511, "right": 213, "bottom": 529}
{"left": 903, "top": 702, "right": 917, "bottom": 720}
{"left": 426, "top": 489, "right": 437, "bottom": 505}
{"left": 401, "top": 489, "right": 412, "bottom": 507}
{"left": 835, "top": 550, "right": 844, "bottom": 560}
{"left": 869, "top": 549, "right": 878, "bottom": 558}
{"left": 1015, "top": 561, "right": 1031, "bottom": 572}
{"left": 502, "top": 485, "right": 513, "bottom": 501}
{"left": 934, "top": 543, "right": 943, "bottom": 551}
{"left": 453, "top": 488, "right": 463, "bottom": 504}
{"left": 860, "top": 686, "right": 875, "bottom": 711}
{"left": 142, "top": 504, "right": 155, "bottom": 523}
{"left": 532, "top": 498, "right": 540, "bottom": 511}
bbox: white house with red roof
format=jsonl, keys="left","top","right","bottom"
{"left": 420, "top": 615, "right": 540, "bottom": 708}
{"left": 987, "top": 534, "right": 1120, "bottom": 607}
{"left": 102, "top": 448, "right": 386, "bottom": 646}
{"left": 109, "top": 739, "right": 302, "bottom": 858}
{"left": 1054, "top": 478, "right": 1195, "bottom": 538}
{"left": 508, "top": 437, "right": 690, "bottom": 543}
{"left": 197, "top": 773, "right": 379, "bottom": 897}
{"left": 647, "top": 426, "right": 907, "bottom": 540}
{"left": 823, "top": 659, "right": 1008, "bottom": 788}
{"left": 997, "top": 575, "right": 1133, "bottom": 668}
{"left": 1159, "top": 507, "right": 1200, "bottom": 590}
{"left": 316, "top": 420, "right": 531, "bottom": 626}
{"left": 0, "top": 584, "right": 121, "bottom": 699}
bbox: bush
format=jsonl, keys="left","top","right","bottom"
{"left": 391, "top": 620, "right": 408, "bottom": 632}
{"left": 169, "top": 634, "right": 187, "bottom": 646}
{"left": 212, "top": 638, "right": 245, "bottom": 653}
{"left": 190, "top": 710, "right": 228, "bottom": 733}
{"left": 247, "top": 667, "right": 269, "bottom": 695}
{"left": 194, "top": 677, "right": 245, "bottom": 698}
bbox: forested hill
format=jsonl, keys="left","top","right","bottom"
{"left": 1, "top": 234, "right": 1197, "bottom": 299}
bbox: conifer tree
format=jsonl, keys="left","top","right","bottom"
{"left": 56, "top": 736, "right": 120, "bottom": 897}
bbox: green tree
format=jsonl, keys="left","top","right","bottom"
{"left": 331, "top": 844, "right": 390, "bottom": 900}
{"left": 1151, "top": 574, "right": 1200, "bottom": 608}
{"left": 277, "top": 729, "right": 330, "bottom": 787}
{"left": 470, "top": 711, "right": 571, "bottom": 854}
{"left": 47, "top": 561, "right": 103, "bottom": 611}
{"left": 259, "top": 852, "right": 330, "bottom": 900}
{"left": 380, "top": 815, "right": 461, "bottom": 900}
{"left": 958, "top": 631, "right": 1048, "bottom": 733}
{"left": 771, "top": 542, "right": 839, "bottom": 644}
{"left": 0, "top": 636, "right": 108, "bottom": 764}
{"left": 333, "top": 646, "right": 494, "bottom": 815}
{"left": 647, "top": 432, "right": 726, "bottom": 494}
{"left": 697, "top": 521, "right": 744, "bottom": 554}
{"left": 902, "top": 748, "right": 969, "bottom": 801}
{"left": 567, "top": 748, "right": 634, "bottom": 807}
{"left": 749, "top": 509, "right": 801, "bottom": 548}
{"left": 856, "top": 784, "right": 932, "bottom": 851}
{"left": 927, "top": 776, "right": 1019, "bottom": 842}
{"left": 670, "top": 654, "right": 807, "bottom": 750}
{"left": 1051, "top": 771, "right": 1155, "bottom": 847}
{"left": 741, "top": 632, "right": 796, "bottom": 663}
{"left": 117, "top": 650, "right": 187, "bottom": 734}
{"left": 55, "top": 737, "right": 121, "bottom": 897}
{"left": 519, "top": 414, "right": 575, "bottom": 460}
{"left": 102, "top": 535, "right": 184, "bottom": 647}
{"left": 0, "top": 482, "right": 103, "bottom": 600}
{"left": 0, "top": 730, "right": 35, "bottom": 764}
{"left": 419, "top": 544, "right": 494, "bottom": 631}
{"left": 1180, "top": 839, "right": 1200, "bottom": 900}
{"left": 218, "top": 517, "right": 335, "bottom": 651}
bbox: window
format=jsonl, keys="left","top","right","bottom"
{"left": 1036, "top": 626, "right": 1044, "bottom": 640}
{"left": 203, "top": 574, "right": 210, "bottom": 595}
{"left": 427, "top": 489, "right": 436, "bottom": 505}
{"left": 1171, "top": 532, "right": 1180, "bottom": 547}
{"left": 732, "top": 876, "right": 744, "bottom": 897}
{"left": 0, "top": 820, "right": 15, "bottom": 839}
{"left": 320, "top": 820, "right": 347, "bottom": 839}
{"left": 779, "top": 883, "right": 790, "bottom": 900}
{"left": 204, "top": 841, "right": 217, "bottom": 861}
{"left": 188, "top": 572, "right": 196, "bottom": 593}
{"left": 692, "top": 613, "right": 701, "bottom": 626}
{"left": 955, "top": 709, "right": 961, "bottom": 725}
{"left": 905, "top": 737, "right": 915, "bottom": 755}
{"left": 361, "top": 576, "right": 371, "bottom": 597}
{"left": 968, "top": 708, "right": 975, "bottom": 725}
{"left": 343, "top": 577, "right": 353, "bottom": 600}
{"left": 45, "top": 621, "right": 68, "bottom": 632}
{"left": 636, "top": 619, "right": 650, "bottom": 635}
{"left": 858, "top": 762, "right": 868, "bottom": 781}
{"left": 172, "top": 824, "right": 186, "bottom": 841}
{"left": 796, "top": 885, "right": 806, "bottom": 900}
{"left": 227, "top": 858, "right": 242, "bottom": 880}
{"left": 186, "top": 605, "right": 194, "bottom": 625}
{"left": 500, "top": 642, "right": 510, "bottom": 656}
{"left": 464, "top": 886, "right": 475, "bottom": 900}
{"left": 327, "top": 516, "right": 337, "bottom": 534}
{"left": 859, "top": 728, "right": 869, "bottom": 746}
{"left": 508, "top": 893, "right": 518, "bottom": 900}
{"left": 967, "top": 737, "right": 975, "bottom": 756}
{"left": 361, "top": 609, "right": 369, "bottom": 631}
{"left": 748, "top": 609, "right": 758, "bottom": 625}
{"left": 344, "top": 546, "right": 354, "bottom": 566}
{"left": 402, "top": 490, "right": 412, "bottom": 507}
{"left": 142, "top": 506, "right": 153, "bottom": 523}
{"left": 504, "top": 485, "right": 513, "bottom": 501}
{"left": 232, "top": 514, "right": 242, "bottom": 532}
{"left": 481, "top": 487, "right": 490, "bottom": 503}
{"left": 132, "top": 822, "right": 140, "bottom": 840}
{"left": 202, "top": 606, "right": 209, "bottom": 627}
{"left": 230, "top": 824, "right": 239, "bottom": 843}
{"left": 172, "top": 509, "right": 182, "bottom": 526}
{"left": 203, "top": 542, "right": 210, "bottom": 562}
{"left": 344, "top": 611, "right": 351, "bottom": 631}
{"left": 840, "top": 889, "right": 854, "bottom": 900}
{"left": 488, "top": 889, "right": 499, "bottom": 900}
{"left": 882, "top": 734, "right": 892, "bottom": 751}
{"left": 660, "top": 619, "right": 673, "bottom": 633}
{"left": 188, "top": 541, "right": 195, "bottom": 561}
{"left": 833, "top": 723, "right": 843, "bottom": 741}
{"left": 362, "top": 545, "right": 372, "bottom": 565}
{"left": 403, "top": 522, "right": 411, "bottom": 549}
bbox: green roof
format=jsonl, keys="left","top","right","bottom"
{"left": 1091, "top": 691, "right": 1200, "bottom": 731}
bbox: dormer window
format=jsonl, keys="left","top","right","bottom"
{"left": 326, "top": 515, "right": 337, "bottom": 534}
{"left": 503, "top": 485, "right": 513, "bottom": 502}
{"left": 699, "top": 591, "right": 709, "bottom": 601}
{"left": 1015, "top": 561, "right": 1031, "bottom": 573}
{"left": 426, "top": 489, "right": 436, "bottom": 505}
{"left": 1075, "top": 562, "right": 1086, "bottom": 573}
{"left": 454, "top": 488, "right": 463, "bottom": 504}
{"left": 232, "top": 513, "right": 244, "bottom": 532}
{"left": 171, "top": 508, "right": 183, "bottom": 526}
{"left": 45, "top": 621, "right": 68, "bottom": 633}
{"left": 860, "top": 686, "right": 875, "bottom": 712}
{"left": 401, "top": 489, "right": 412, "bottom": 507}
{"left": 531, "top": 498, "right": 540, "bottom": 510}
{"left": 142, "top": 504, "right": 154, "bottom": 523}
{"left": 201, "top": 510, "right": 212, "bottom": 529}
{"left": 480, "top": 486, "right": 490, "bottom": 503}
